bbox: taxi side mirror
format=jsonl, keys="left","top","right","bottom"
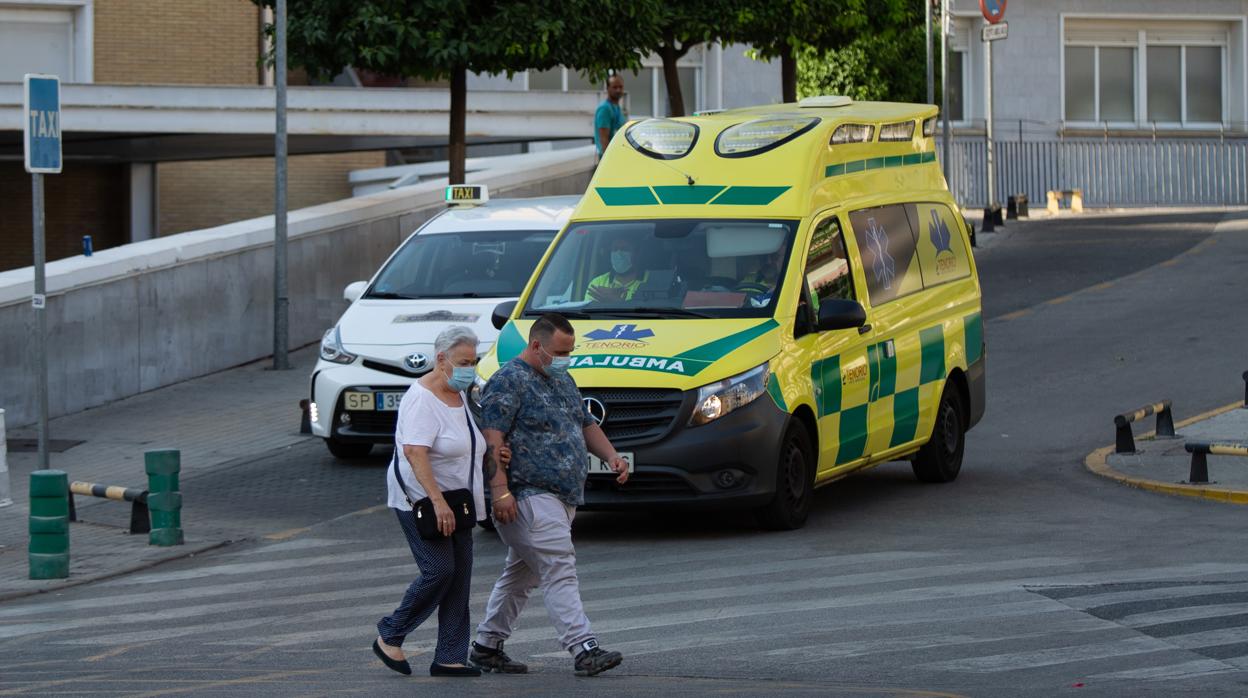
{"left": 343, "top": 281, "right": 368, "bottom": 303}
{"left": 815, "top": 299, "right": 867, "bottom": 332}
{"left": 492, "top": 300, "right": 517, "bottom": 330}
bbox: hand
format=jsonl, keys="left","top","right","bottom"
{"left": 588, "top": 285, "right": 624, "bottom": 302}
{"left": 609, "top": 455, "right": 630, "bottom": 484}
{"left": 498, "top": 443, "right": 512, "bottom": 468}
{"left": 432, "top": 498, "right": 455, "bottom": 536}
{"left": 492, "top": 492, "right": 518, "bottom": 525}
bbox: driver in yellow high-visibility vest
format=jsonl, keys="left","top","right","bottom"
{"left": 585, "top": 237, "right": 648, "bottom": 302}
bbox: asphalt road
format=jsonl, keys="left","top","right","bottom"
{"left": 3, "top": 210, "right": 1248, "bottom": 697}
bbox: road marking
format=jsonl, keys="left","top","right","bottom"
{"left": 920, "top": 635, "right": 1171, "bottom": 673}
{"left": 1118, "top": 601, "right": 1248, "bottom": 627}
{"left": 1045, "top": 582, "right": 1248, "bottom": 610}
{"left": 124, "top": 670, "right": 327, "bottom": 698}
{"left": 1162, "top": 625, "right": 1248, "bottom": 650}
{"left": 1087, "top": 658, "right": 1236, "bottom": 681}
{"left": 997, "top": 308, "right": 1032, "bottom": 321}
{"left": 1045, "top": 294, "right": 1074, "bottom": 305}
{"left": 0, "top": 674, "right": 114, "bottom": 696}
{"left": 83, "top": 643, "right": 149, "bottom": 662}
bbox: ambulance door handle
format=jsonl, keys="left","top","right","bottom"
{"left": 858, "top": 323, "right": 872, "bottom": 335}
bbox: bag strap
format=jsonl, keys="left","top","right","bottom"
{"left": 463, "top": 398, "right": 477, "bottom": 491}
{"left": 390, "top": 449, "right": 416, "bottom": 508}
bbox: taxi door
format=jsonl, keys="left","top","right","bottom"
{"left": 793, "top": 213, "right": 873, "bottom": 477}
{"left": 843, "top": 203, "right": 932, "bottom": 460}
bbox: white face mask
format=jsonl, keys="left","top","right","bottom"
{"left": 443, "top": 364, "right": 475, "bottom": 391}
{"left": 538, "top": 344, "right": 571, "bottom": 375}
{"left": 611, "top": 250, "right": 633, "bottom": 275}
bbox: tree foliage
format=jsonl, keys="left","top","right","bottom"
{"left": 731, "top": 0, "right": 868, "bottom": 103}
{"left": 795, "top": 0, "right": 927, "bottom": 103}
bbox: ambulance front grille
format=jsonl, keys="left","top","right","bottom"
{"left": 582, "top": 388, "right": 684, "bottom": 444}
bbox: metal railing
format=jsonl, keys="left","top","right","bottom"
{"left": 938, "top": 135, "right": 1248, "bottom": 209}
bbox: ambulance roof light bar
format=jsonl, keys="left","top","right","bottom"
{"left": 798, "top": 95, "right": 853, "bottom": 109}
{"left": 445, "top": 184, "right": 489, "bottom": 206}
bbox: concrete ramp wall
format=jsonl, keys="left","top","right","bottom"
{"left": 0, "top": 147, "right": 595, "bottom": 428}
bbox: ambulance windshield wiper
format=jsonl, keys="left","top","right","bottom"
{"left": 591, "top": 307, "right": 714, "bottom": 319}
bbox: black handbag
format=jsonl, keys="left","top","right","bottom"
{"left": 391, "top": 402, "right": 478, "bottom": 539}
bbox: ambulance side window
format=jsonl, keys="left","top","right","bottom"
{"left": 804, "top": 216, "right": 855, "bottom": 313}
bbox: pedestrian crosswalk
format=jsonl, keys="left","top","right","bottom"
{"left": 3, "top": 523, "right": 1248, "bottom": 693}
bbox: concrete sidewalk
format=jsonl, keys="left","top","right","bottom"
{"left": 1088, "top": 401, "right": 1248, "bottom": 504}
{"left": 0, "top": 346, "right": 317, "bottom": 601}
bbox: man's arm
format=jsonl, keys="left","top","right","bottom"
{"left": 584, "top": 423, "right": 629, "bottom": 484}
{"left": 597, "top": 126, "right": 612, "bottom": 151}
{"left": 483, "top": 428, "right": 519, "bottom": 523}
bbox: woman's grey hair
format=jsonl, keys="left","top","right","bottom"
{"left": 434, "top": 325, "right": 479, "bottom": 356}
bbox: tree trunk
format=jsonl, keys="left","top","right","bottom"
{"left": 781, "top": 51, "right": 797, "bottom": 103}
{"left": 659, "top": 39, "right": 685, "bottom": 117}
{"left": 449, "top": 65, "right": 467, "bottom": 184}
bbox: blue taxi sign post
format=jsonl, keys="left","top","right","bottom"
{"left": 23, "top": 74, "right": 60, "bottom": 471}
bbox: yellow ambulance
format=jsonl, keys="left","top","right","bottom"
{"left": 476, "top": 96, "right": 985, "bottom": 529}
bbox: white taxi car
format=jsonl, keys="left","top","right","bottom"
{"left": 310, "top": 186, "right": 577, "bottom": 458}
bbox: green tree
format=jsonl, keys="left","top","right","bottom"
{"left": 730, "top": 0, "right": 868, "bottom": 104}
{"left": 256, "top": 0, "right": 658, "bottom": 182}
{"left": 794, "top": 1, "right": 927, "bottom": 103}
{"left": 639, "top": 2, "right": 737, "bottom": 117}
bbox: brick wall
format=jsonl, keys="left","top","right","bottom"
{"left": 157, "top": 151, "right": 388, "bottom": 235}
{"left": 94, "top": 0, "right": 263, "bottom": 85}
{"left": 0, "top": 164, "right": 127, "bottom": 272}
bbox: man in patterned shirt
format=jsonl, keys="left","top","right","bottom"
{"left": 469, "top": 313, "right": 630, "bottom": 677}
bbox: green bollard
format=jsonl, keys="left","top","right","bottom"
{"left": 145, "top": 449, "right": 183, "bottom": 546}
{"left": 29, "top": 470, "right": 70, "bottom": 579}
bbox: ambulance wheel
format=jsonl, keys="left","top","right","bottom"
{"left": 912, "top": 386, "right": 965, "bottom": 483}
{"left": 325, "top": 437, "right": 372, "bottom": 459}
{"left": 756, "top": 420, "right": 814, "bottom": 531}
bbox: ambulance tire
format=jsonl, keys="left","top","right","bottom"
{"left": 756, "top": 420, "right": 815, "bottom": 531}
{"left": 325, "top": 437, "right": 372, "bottom": 459}
{"left": 912, "top": 386, "right": 965, "bottom": 483}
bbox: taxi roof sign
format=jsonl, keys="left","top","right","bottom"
{"left": 446, "top": 184, "right": 489, "bottom": 206}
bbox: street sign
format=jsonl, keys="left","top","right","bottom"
{"left": 982, "top": 22, "right": 1009, "bottom": 42}
{"left": 23, "top": 74, "right": 62, "bottom": 174}
{"left": 980, "top": 0, "right": 1007, "bottom": 24}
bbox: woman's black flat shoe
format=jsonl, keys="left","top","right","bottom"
{"left": 373, "top": 639, "right": 412, "bottom": 675}
{"left": 430, "top": 663, "right": 482, "bottom": 677}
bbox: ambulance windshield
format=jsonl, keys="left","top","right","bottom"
{"left": 523, "top": 218, "right": 798, "bottom": 319}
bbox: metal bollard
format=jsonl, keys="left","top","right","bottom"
{"left": 145, "top": 449, "right": 183, "bottom": 546}
{"left": 0, "top": 408, "right": 11, "bottom": 508}
{"left": 29, "top": 470, "right": 70, "bottom": 579}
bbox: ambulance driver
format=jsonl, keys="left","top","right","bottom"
{"left": 585, "top": 237, "right": 647, "bottom": 303}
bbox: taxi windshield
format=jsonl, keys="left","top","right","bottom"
{"left": 522, "top": 218, "right": 798, "bottom": 319}
{"left": 366, "top": 230, "right": 555, "bottom": 299}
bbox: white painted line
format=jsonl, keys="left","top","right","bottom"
{"left": 1120, "top": 602, "right": 1248, "bottom": 628}
{"left": 920, "top": 636, "right": 1173, "bottom": 673}
{"left": 1048, "top": 583, "right": 1248, "bottom": 611}
{"left": 1163, "top": 625, "right": 1248, "bottom": 650}
{"left": 1087, "top": 658, "right": 1238, "bottom": 681}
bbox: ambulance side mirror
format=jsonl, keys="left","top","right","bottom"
{"left": 492, "top": 300, "right": 517, "bottom": 330}
{"left": 815, "top": 299, "right": 867, "bottom": 332}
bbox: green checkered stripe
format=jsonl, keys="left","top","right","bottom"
{"left": 824, "top": 150, "right": 937, "bottom": 179}
{"left": 594, "top": 185, "right": 791, "bottom": 207}
{"left": 809, "top": 321, "right": 952, "bottom": 466}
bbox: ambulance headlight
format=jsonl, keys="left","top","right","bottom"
{"left": 626, "top": 119, "right": 699, "bottom": 159}
{"left": 690, "top": 362, "right": 771, "bottom": 426}
{"left": 879, "top": 120, "right": 916, "bottom": 142}
{"left": 319, "top": 326, "right": 357, "bottom": 365}
{"left": 715, "top": 117, "right": 820, "bottom": 157}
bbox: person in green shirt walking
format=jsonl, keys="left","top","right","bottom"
{"left": 594, "top": 75, "right": 626, "bottom": 158}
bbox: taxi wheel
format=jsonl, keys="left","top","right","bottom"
{"left": 756, "top": 420, "right": 814, "bottom": 531}
{"left": 325, "top": 437, "right": 372, "bottom": 459}
{"left": 912, "top": 387, "right": 965, "bottom": 483}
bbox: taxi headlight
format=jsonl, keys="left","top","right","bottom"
{"left": 625, "top": 119, "right": 699, "bottom": 159}
{"left": 689, "top": 362, "right": 770, "bottom": 426}
{"left": 715, "top": 117, "right": 821, "bottom": 157}
{"left": 319, "top": 327, "right": 357, "bottom": 365}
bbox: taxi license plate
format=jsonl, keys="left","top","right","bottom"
{"left": 344, "top": 391, "right": 403, "bottom": 411}
{"left": 589, "top": 452, "right": 634, "bottom": 474}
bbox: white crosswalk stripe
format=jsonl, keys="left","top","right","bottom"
{"left": 5, "top": 530, "right": 1248, "bottom": 687}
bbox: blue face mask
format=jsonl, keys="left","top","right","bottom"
{"left": 445, "top": 365, "right": 475, "bottom": 392}
{"left": 540, "top": 345, "right": 572, "bottom": 375}
{"left": 611, "top": 250, "right": 632, "bottom": 275}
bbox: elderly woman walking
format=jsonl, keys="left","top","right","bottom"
{"left": 373, "top": 325, "right": 496, "bottom": 677}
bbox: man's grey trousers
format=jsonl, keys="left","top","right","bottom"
{"left": 476, "top": 492, "right": 594, "bottom": 654}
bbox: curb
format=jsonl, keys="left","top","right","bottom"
{"left": 0, "top": 538, "right": 234, "bottom": 604}
{"left": 1084, "top": 401, "right": 1248, "bottom": 505}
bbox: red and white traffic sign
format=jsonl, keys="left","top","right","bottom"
{"left": 980, "top": 0, "right": 1007, "bottom": 24}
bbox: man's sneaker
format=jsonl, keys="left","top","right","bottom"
{"left": 573, "top": 639, "right": 623, "bottom": 676}
{"left": 468, "top": 641, "right": 528, "bottom": 674}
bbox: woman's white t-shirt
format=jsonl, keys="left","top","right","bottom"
{"left": 387, "top": 382, "right": 486, "bottom": 520}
